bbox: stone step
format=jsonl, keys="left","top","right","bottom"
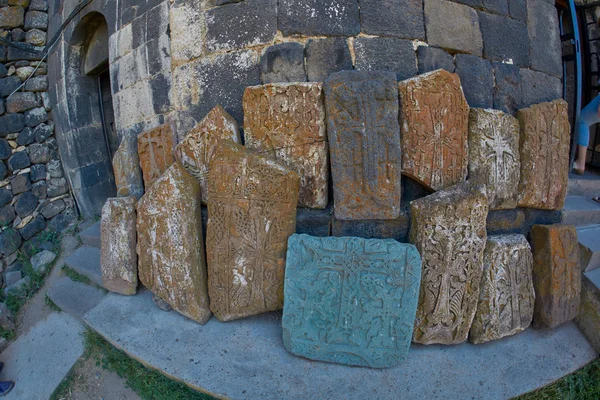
{"left": 568, "top": 171, "right": 600, "bottom": 197}
{"left": 64, "top": 245, "right": 104, "bottom": 288}
{"left": 576, "top": 271, "right": 600, "bottom": 354}
{"left": 83, "top": 290, "right": 598, "bottom": 400}
{"left": 577, "top": 225, "right": 600, "bottom": 272}
{"left": 79, "top": 221, "right": 101, "bottom": 249}
{"left": 563, "top": 196, "right": 600, "bottom": 226}
{"left": 46, "top": 276, "right": 106, "bottom": 321}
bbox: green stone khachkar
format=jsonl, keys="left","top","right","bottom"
{"left": 282, "top": 234, "right": 422, "bottom": 368}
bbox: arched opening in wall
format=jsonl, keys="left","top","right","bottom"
{"left": 65, "top": 12, "right": 117, "bottom": 218}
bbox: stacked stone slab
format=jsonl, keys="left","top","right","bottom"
{"left": 324, "top": 70, "right": 402, "bottom": 220}
{"left": 530, "top": 224, "right": 581, "bottom": 329}
{"left": 243, "top": 83, "right": 328, "bottom": 209}
{"left": 136, "top": 163, "right": 211, "bottom": 324}
{"left": 398, "top": 69, "right": 469, "bottom": 192}
{"left": 206, "top": 140, "right": 299, "bottom": 321}
{"left": 517, "top": 99, "right": 570, "bottom": 210}
{"left": 283, "top": 234, "right": 422, "bottom": 368}
{"left": 410, "top": 182, "right": 488, "bottom": 345}
{"left": 100, "top": 197, "right": 137, "bottom": 295}
{"left": 470, "top": 234, "right": 535, "bottom": 344}
{"left": 175, "top": 105, "right": 241, "bottom": 204}
{"left": 137, "top": 124, "right": 175, "bottom": 190}
{"left": 468, "top": 108, "right": 520, "bottom": 210}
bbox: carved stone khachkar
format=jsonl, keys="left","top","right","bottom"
{"left": 469, "top": 234, "right": 535, "bottom": 344}
{"left": 531, "top": 224, "right": 581, "bottom": 329}
{"left": 324, "top": 71, "right": 402, "bottom": 220}
{"left": 283, "top": 234, "right": 422, "bottom": 368}
{"left": 100, "top": 196, "right": 138, "bottom": 295}
{"left": 112, "top": 136, "right": 144, "bottom": 199}
{"left": 410, "top": 182, "right": 488, "bottom": 345}
{"left": 136, "top": 163, "right": 211, "bottom": 324}
{"left": 206, "top": 141, "right": 299, "bottom": 322}
{"left": 517, "top": 99, "right": 570, "bottom": 210}
{"left": 174, "top": 105, "right": 241, "bottom": 204}
{"left": 243, "top": 83, "right": 328, "bottom": 209}
{"left": 468, "top": 108, "right": 520, "bottom": 210}
{"left": 398, "top": 69, "right": 469, "bottom": 191}
{"left": 137, "top": 124, "right": 175, "bottom": 190}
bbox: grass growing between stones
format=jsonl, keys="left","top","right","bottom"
{"left": 44, "top": 294, "right": 61, "bottom": 312}
{"left": 517, "top": 357, "right": 600, "bottom": 399}
{"left": 60, "top": 266, "right": 106, "bottom": 292}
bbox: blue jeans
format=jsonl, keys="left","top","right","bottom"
{"left": 579, "top": 95, "right": 600, "bottom": 146}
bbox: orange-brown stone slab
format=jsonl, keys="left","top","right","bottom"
{"left": 517, "top": 99, "right": 570, "bottom": 210}
{"left": 137, "top": 124, "right": 175, "bottom": 190}
{"left": 136, "top": 163, "right": 211, "bottom": 324}
{"left": 531, "top": 224, "right": 581, "bottom": 329}
{"left": 206, "top": 141, "right": 299, "bottom": 322}
{"left": 174, "top": 105, "right": 241, "bottom": 204}
{"left": 324, "top": 70, "right": 402, "bottom": 220}
{"left": 112, "top": 137, "right": 144, "bottom": 199}
{"left": 410, "top": 182, "right": 488, "bottom": 345}
{"left": 243, "top": 83, "right": 328, "bottom": 209}
{"left": 398, "top": 69, "right": 469, "bottom": 191}
{"left": 101, "top": 196, "right": 138, "bottom": 295}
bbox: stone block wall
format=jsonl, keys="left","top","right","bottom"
{"left": 0, "top": 0, "right": 76, "bottom": 278}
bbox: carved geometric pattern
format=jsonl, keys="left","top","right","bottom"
{"left": 410, "top": 182, "right": 489, "bottom": 345}
{"left": 206, "top": 141, "right": 300, "bottom": 322}
{"left": 138, "top": 123, "right": 175, "bottom": 190}
{"left": 517, "top": 99, "right": 570, "bottom": 210}
{"left": 324, "top": 71, "right": 402, "bottom": 220}
{"left": 243, "top": 83, "right": 329, "bottom": 209}
{"left": 283, "top": 234, "right": 422, "bottom": 368}
{"left": 399, "top": 69, "right": 469, "bottom": 191}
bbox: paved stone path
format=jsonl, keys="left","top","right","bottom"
{"left": 84, "top": 290, "right": 598, "bottom": 400}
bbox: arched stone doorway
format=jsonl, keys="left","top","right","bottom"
{"left": 63, "top": 12, "right": 117, "bottom": 218}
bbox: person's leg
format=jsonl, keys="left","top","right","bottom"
{"left": 0, "top": 381, "right": 13, "bottom": 396}
{"left": 575, "top": 95, "right": 600, "bottom": 173}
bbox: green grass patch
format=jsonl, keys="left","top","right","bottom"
{"left": 44, "top": 294, "right": 61, "bottom": 312}
{"left": 49, "top": 355, "right": 86, "bottom": 400}
{"left": 516, "top": 357, "right": 600, "bottom": 400}
{"left": 0, "top": 326, "right": 15, "bottom": 341}
{"left": 61, "top": 266, "right": 106, "bottom": 293}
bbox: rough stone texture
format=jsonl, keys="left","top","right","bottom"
{"left": 137, "top": 163, "right": 211, "bottom": 324}
{"left": 112, "top": 137, "right": 143, "bottom": 199}
{"left": 101, "top": 197, "right": 138, "bottom": 296}
{"left": 46, "top": 177, "right": 67, "bottom": 197}
{"left": 354, "top": 37, "right": 417, "bottom": 81}
{"left": 423, "top": 0, "right": 483, "bottom": 55}
{"left": 468, "top": 108, "right": 520, "bottom": 210}
{"left": 19, "top": 213, "right": 45, "bottom": 239}
{"left": 14, "top": 191, "right": 37, "bottom": 217}
{"left": 417, "top": 46, "right": 455, "bottom": 74}
{"left": 10, "top": 173, "right": 30, "bottom": 194}
{"left": 331, "top": 212, "right": 410, "bottom": 242}
{"left": 206, "top": 141, "right": 299, "bottom": 322}
{"left": 283, "top": 234, "right": 422, "bottom": 368}
{"left": 174, "top": 105, "right": 241, "bottom": 204}
{"left": 278, "top": 0, "right": 360, "bottom": 36}
{"left": 519, "top": 69, "right": 562, "bottom": 108}
{"left": 260, "top": 42, "right": 306, "bottom": 84}
{"left": 517, "top": 99, "right": 569, "bottom": 210}
{"left": 30, "top": 249, "right": 55, "bottom": 274}
{"left": 29, "top": 163, "right": 44, "bottom": 182}
{"left": 398, "top": 69, "right": 469, "bottom": 191}
{"left": 295, "top": 207, "right": 331, "bottom": 237}
{"left": 0, "top": 6, "right": 24, "bottom": 29}
{"left": 410, "top": 182, "right": 488, "bottom": 345}
{"left": 493, "top": 62, "right": 521, "bottom": 114}
{"left": 6, "top": 92, "right": 37, "bottom": 113}
{"left": 325, "top": 71, "right": 402, "bottom": 220}
{"left": 28, "top": 142, "right": 49, "bottom": 163}
{"left": 359, "top": 0, "right": 425, "bottom": 39}
{"left": 0, "top": 114, "right": 24, "bottom": 135}
{"left": 137, "top": 124, "right": 175, "bottom": 190}
{"left": 0, "top": 228, "right": 21, "bottom": 256}
{"left": 487, "top": 208, "right": 526, "bottom": 236}
{"left": 455, "top": 54, "right": 494, "bottom": 108}
{"left": 531, "top": 224, "right": 581, "bottom": 329}
{"left": 40, "top": 199, "right": 65, "bottom": 219}
{"left": 575, "top": 273, "right": 600, "bottom": 353}
{"left": 24, "top": 106, "right": 47, "bottom": 127}
{"left": 0, "top": 139, "right": 11, "bottom": 159}
{"left": 478, "top": 12, "right": 529, "bottom": 67}
{"left": 470, "top": 234, "right": 535, "bottom": 344}
{"left": 508, "top": 0, "right": 527, "bottom": 22}
{"left": 527, "top": 0, "right": 562, "bottom": 78}
{"left": 244, "top": 83, "right": 328, "bottom": 209}
{"left": 305, "top": 38, "right": 352, "bottom": 83}
{"left": 24, "top": 10, "right": 47, "bottom": 30}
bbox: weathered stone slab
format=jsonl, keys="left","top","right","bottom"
{"left": 531, "top": 224, "right": 581, "bottom": 329}
{"left": 517, "top": 99, "right": 570, "bottom": 210}
{"left": 283, "top": 234, "right": 422, "bottom": 368}
{"left": 174, "top": 105, "right": 241, "bottom": 204}
{"left": 137, "top": 163, "right": 211, "bottom": 324}
{"left": 206, "top": 141, "right": 299, "bottom": 321}
{"left": 137, "top": 124, "right": 175, "bottom": 190}
{"left": 398, "top": 69, "right": 469, "bottom": 191}
{"left": 243, "top": 83, "right": 328, "bottom": 209}
{"left": 470, "top": 234, "right": 535, "bottom": 344}
{"left": 112, "top": 136, "right": 144, "bottom": 199}
{"left": 410, "top": 182, "right": 488, "bottom": 345}
{"left": 324, "top": 71, "right": 402, "bottom": 220}
{"left": 101, "top": 197, "right": 138, "bottom": 296}
{"left": 468, "top": 108, "right": 520, "bottom": 210}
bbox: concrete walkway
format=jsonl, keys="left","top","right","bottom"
{"left": 83, "top": 290, "right": 598, "bottom": 400}
{"left": 0, "top": 312, "right": 84, "bottom": 400}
